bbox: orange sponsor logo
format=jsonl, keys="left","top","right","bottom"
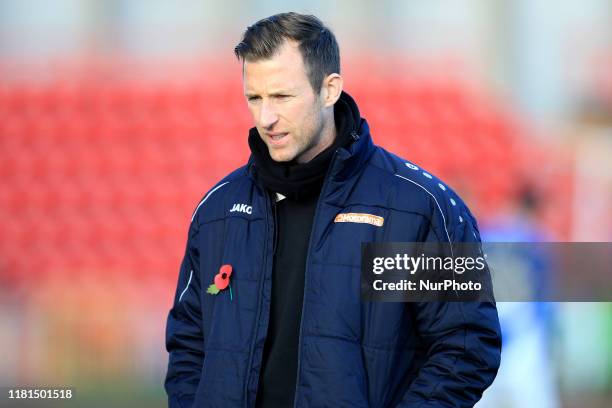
{"left": 334, "top": 213, "right": 384, "bottom": 227}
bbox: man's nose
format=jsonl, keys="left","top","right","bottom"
{"left": 259, "top": 100, "right": 279, "bottom": 128}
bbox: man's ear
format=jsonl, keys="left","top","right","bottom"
{"left": 321, "top": 73, "right": 343, "bottom": 108}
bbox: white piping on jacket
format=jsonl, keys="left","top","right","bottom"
{"left": 178, "top": 269, "right": 194, "bottom": 302}
{"left": 191, "top": 181, "right": 230, "bottom": 222}
{"left": 394, "top": 173, "right": 452, "bottom": 244}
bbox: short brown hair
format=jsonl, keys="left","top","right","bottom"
{"left": 234, "top": 12, "right": 340, "bottom": 94}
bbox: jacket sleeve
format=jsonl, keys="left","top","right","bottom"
{"left": 397, "top": 209, "right": 502, "bottom": 407}
{"left": 165, "top": 221, "right": 204, "bottom": 408}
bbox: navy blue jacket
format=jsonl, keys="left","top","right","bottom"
{"left": 165, "top": 118, "right": 502, "bottom": 407}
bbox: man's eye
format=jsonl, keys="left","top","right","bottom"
{"left": 247, "top": 96, "right": 260, "bottom": 102}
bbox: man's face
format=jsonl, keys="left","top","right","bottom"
{"left": 243, "top": 40, "right": 327, "bottom": 163}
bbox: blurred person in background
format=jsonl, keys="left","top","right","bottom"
{"left": 476, "top": 185, "right": 560, "bottom": 408}
{"left": 164, "top": 12, "right": 501, "bottom": 408}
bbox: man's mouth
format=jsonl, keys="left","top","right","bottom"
{"left": 266, "top": 132, "right": 289, "bottom": 145}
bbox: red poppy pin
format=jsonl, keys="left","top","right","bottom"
{"left": 206, "top": 264, "right": 233, "bottom": 300}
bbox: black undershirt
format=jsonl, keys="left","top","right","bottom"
{"left": 255, "top": 192, "right": 318, "bottom": 408}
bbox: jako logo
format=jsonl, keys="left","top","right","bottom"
{"left": 230, "top": 203, "right": 252, "bottom": 214}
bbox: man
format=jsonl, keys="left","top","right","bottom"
{"left": 165, "top": 12, "right": 501, "bottom": 408}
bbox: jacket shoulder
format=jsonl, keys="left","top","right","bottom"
{"left": 189, "top": 165, "right": 252, "bottom": 225}
{"left": 367, "top": 146, "right": 480, "bottom": 242}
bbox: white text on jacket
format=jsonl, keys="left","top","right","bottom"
{"left": 230, "top": 203, "right": 252, "bottom": 214}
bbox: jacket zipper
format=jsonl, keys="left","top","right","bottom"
{"left": 244, "top": 190, "right": 275, "bottom": 407}
{"left": 272, "top": 193, "right": 279, "bottom": 256}
{"left": 292, "top": 150, "right": 339, "bottom": 408}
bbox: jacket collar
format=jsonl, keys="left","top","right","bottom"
{"left": 328, "top": 116, "right": 375, "bottom": 182}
